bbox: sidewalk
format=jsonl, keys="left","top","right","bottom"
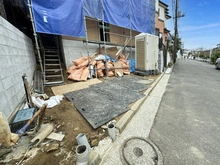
{"left": 98, "top": 73, "right": 171, "bottom": 165}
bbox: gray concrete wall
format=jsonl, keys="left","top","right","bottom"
{"left": 0, "top": 17, "right": 36, "bottom": 118}
{"left": 62, "top": 39, "right": 99, "bottom": 68}
{"left": 62, "top": 39, "right": 135, "bottom": 68}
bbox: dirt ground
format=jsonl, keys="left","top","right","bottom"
{"left": 0, "top": 72, "right": 160, "bottom": 165}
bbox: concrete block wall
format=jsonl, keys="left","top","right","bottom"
{"left": 62, "top": 39, "right": 136, "bottom": 68}
{"left": 62, "top": 39, "right": 98, "bottom": 68}
{"left": 0, "top": 16, "right": 36, "bottom": 118}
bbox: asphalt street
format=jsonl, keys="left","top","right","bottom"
{"left": 150, "top": 60, "right": 220, "bottom": 164}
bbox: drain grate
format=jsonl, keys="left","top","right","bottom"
{"left": 121, "top": 137, "right": 158, "bottom": 165}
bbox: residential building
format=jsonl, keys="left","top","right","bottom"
{"left": 155, "top": 0, "right": 171, "bottom": 69}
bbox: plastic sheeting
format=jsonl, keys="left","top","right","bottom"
{"left": 130, "top": 0, "right": 155, "bottom": 34}
{"left": 31, "top": 0, "right": 155, "bottom": 37}
{"left": 83, "top": 0, "right": 102, "bottom": 20}
{"left": 103, "top": 0, "right": 155, "bottom": 34}
{"left": 31, "top": 0, "right": 85, "bottom": 37}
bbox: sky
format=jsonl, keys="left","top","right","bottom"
{"left": 162, "top": 0, "right": 220, "bottom": 50}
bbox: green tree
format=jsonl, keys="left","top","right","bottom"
{"left": 211, "top": 50, "right": 220, "bottom": 63}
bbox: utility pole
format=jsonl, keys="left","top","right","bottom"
{"left": 173, "top": 0, "right": 178, "bottom": 63}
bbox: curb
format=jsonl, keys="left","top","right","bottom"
{"left": 116, "top": 72, "right": 165, "bottom": 133}
{"left": 89, "top": 72, "right": 166, "bottom": 164}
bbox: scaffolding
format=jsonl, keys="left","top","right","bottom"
{"left": 30, "top": 0, "right": 155, "bottom": 77}
{"left": 81, "top": 0, "right": 137, "bottom": 77}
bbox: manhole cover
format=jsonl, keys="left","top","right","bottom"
{"left": 121, "top": 137, "right": 158, "bottom": 165}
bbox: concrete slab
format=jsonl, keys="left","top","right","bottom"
{"left": 89, "top": 150, "right": 101, "bottom": 165}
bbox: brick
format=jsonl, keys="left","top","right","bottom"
{"left": 1, "top": 76, "right": 13, "bottom": 90}
{"left": 5, "top": 85, "right": 16, "bottom": 101}
{"left": 0, "top": 34, "right": 7, "bottom": 45}
{"left": 4, "top": 45, "right": 13, "bottom": 56}
{"left": 0, "top": 56, "right": 8, "bottom": 68}
{"left": 0, "top": 103, "right": 12, "bottom": 118}
{"left": 0, "top": 81, "right": 3, "bottom": 93}
{"left": 0, "top": 45, "right": 6, "bottom": 56}
{"left": 0, "top": 92, "right": 7, "bottom": 108}
{"left": 8, "top": 95, "right": 19, "bottom": 115}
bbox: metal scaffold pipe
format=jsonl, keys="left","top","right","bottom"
{"left": 101, "top": 0, "right": 108, "bottom": 76}
{"left": 27, "top": 0, "right": 43, "bottom": 73}
{"left": 84, "top": 16, "right": 91, "bottom": 78}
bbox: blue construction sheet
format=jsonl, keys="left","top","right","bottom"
{"left": 103, "top": 0, "right": 155, "bottom": 34}
{"left": 130, "top": 0, "right": 155, "bottom": 34}
{"left": 31, "top": 0, "right": 86, "bottom": 37}
{"left": 83, "top": 0, "right": 102, "bottom": 20}
{"left": 103, "top": 0, "right": 130, "bottom": 29}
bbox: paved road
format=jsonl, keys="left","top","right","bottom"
{"left": 150, "top": 60, "right": 220, "bottom": 165}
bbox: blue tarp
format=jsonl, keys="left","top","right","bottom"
{"left": 130, "top": 0, "right": 155, "bottom": 34}
{"left": 31, "top": 0, "right": 155, "bottom": 37}
{"left": 102, "top": 0, "right": 155, "bottom": 34}
{"left": 103, "top": 0, "right": 130, "bottom": 29}
{"left": 31, "top": 0, "right": 85, "bottom": 37}
{"left": 83, "top": 0, "right": 102, "bottom": 20}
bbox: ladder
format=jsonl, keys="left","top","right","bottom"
{"left": 43, "top": 48, "right": 64, "bottom": 86}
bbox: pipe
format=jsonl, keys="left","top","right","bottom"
{"left": 108, "top": 123, "right": 116, "bottom": 141}
{"left": 76, "top": 145, "right": 89, "bottom": 165}
{"left": 30, "top": 123, "right": 54, "bottom": 146}
{"left": 76, "top": 133, "right": 91, "bottom": 150}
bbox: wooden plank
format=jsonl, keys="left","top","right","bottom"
{"left": 51, "top": 78, "right": 102, "bottom": 95}
{"left": 113, "top": 61, "right": 123, "bottom": 75}
{"left": 47, "top": 132, "right": 65, "bottom": 141}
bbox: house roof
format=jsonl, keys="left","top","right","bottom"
{"left": 159, "top": 0, "right": 171, "bottom": 19}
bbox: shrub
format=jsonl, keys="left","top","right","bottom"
{"left": 168, "top": 62, "right": 173, "bottom": 68}
{"left": 211, "top": 50, "right": 220, "bottom": 63}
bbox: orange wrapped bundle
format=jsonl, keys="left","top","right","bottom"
{"left": 107, "top": 70, "right": 115, "bottom": 77}
{"left": 122, "top": 61, "right": 129, "bottom": 68}
{"left": 90, "top": 60, "right": 97, "bottom": 66}
{"left": 80, "top": 67, "right": 90, "bottom": 81}
{"left": 106, "top": 60, "right": 114, "bottom": 70}
{"left": 67, "top": 65, "right": 76, "bottom": 74}
{"left": 97, "top": 69, "right": 104, "bottom": 77}
{"left": 119, "top": 54, "right": 126, "bottom": 59}
{"left": 119, "top": 58, "right": 127, "bottom": 64}
{"left": 72, "top": 56, "right": 88, "bottom": 66}
{"left": 68, "top": 68, "right": 84, "bottom": 81}
{"left": 77, "top": 59, "right": 89, "bottom": 68}
{"left": 96, "top": 61, "right": 105, "bottom": 69}
{"left": 123, "top": 61, "right": 130, "bottom": 74}
{"left": 96, "top": 61, "right": 105, "bottom": 77}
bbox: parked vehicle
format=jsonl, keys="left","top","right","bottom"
{"left": 215, "top": 58, "right": 220, "bottom": 69}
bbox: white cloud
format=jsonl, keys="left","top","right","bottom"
{"left": 198, "top": 0, "right": 208, "bottom": 6}
{"left": 180, "top": 23, "right": 220, "bottom": 31}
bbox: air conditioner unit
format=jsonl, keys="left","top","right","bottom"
{"left": 135, "top": 33, "right": 159, "bottom": 74}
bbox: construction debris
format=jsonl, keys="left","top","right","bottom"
{"left": 30, "top": 123, "right": 54, "bottom": 147}
{"left": 47, "top": 132, "right": 65, "bottom": 142}
{"left": 32, "top": 95, "right": 63, "bottom": 109}
{"left": 67, "top": 52, "right": 131, "bottom": 81}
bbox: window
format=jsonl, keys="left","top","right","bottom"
{"left": 155, "top": 28, "right": 159, "bottom": 36}
{"left": 99, "top": 22, "right": 110, "bottom": 42}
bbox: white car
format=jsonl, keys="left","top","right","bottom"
{"left": 216, "top": 58, "right": 220, "bottom": 69}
